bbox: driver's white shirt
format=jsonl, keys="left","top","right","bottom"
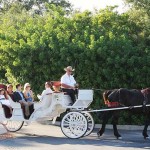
{"left": 61, "top": 73, "right": 76, "bottom": 88}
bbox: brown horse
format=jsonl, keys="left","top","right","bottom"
{"left": 97, "top": 88, "right": 150, "bottom": 139}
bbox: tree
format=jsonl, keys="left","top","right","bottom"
{"left": 124, "top": 0, "right": 150, "bottom": 79}
{"left": 124, "top": 0, "right": 150, "bottom": 15}
{"left": 1, "top": 5, "right": 149, "bottom": 89}
{"left": 0, "top": 0, "right": 72, "bottom": 14}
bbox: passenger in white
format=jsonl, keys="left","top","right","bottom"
{"left": 37, "top": 81, "right": 53, "bottom": 101}
{"left": 0, "top": 88, "right": 12, "bottom": 114}
{"left": 0, "top": 88, "right": 10, "bottom": 106}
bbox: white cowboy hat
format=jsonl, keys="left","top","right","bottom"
{"left": 64, "top": 66, "right": 75, "bottom": 72}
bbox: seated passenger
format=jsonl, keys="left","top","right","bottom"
{"left": 37, "top": 81, "right": 53, "bottom": 101}
{"left": 0, "top": 88, "right": 12, "bottom": 116}
{"left": 7, "top": 84, "right": 15, "bottom": 101}
{"left": 23, "top": 83, "right": 34, "bottom": 105}
{"left": 0, "top": 88, "right": 10, "bottom": 105}
{"left": 13, "top": 84, "right": 31, "bottom": 118}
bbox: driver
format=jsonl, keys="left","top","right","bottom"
{"left": 61, "top": 66, "right": 79, "bottom": 105}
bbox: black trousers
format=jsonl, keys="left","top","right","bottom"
{"left": 62, "top": 88, "right": 77, "bottom": 104}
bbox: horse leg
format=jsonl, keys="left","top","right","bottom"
{"left": 113, "top": 124, "right": 122, "bottom": 139}
{"left": 112, "top": 111, "right": 122, "bottom": 139}
{"left": 97, "top": 122, "right": 106, "bottom": 137}
{"left": 97, "top": 111, "right": 112, "bottom": 137}
{"left": 142, "top": 116, "right": 150, "bottom": 139}
{"left": 143, "top": 124, "right": 149, "bottom": 139}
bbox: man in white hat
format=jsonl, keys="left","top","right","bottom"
{"left": 61, "top": 66, "right": 78, "bottom": 105}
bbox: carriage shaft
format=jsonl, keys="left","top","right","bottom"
{"left": 83, "top": 104, "right": 150, "bottom": 113}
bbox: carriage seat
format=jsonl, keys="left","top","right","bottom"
{"left": 0, "top": 102, "right": 13, "bottom": 119}
{"left": 71, "top": 89, "right": 93, "bottom": 109}
{"left": 8, "top": 95, "right": 22, "bottom": 109}
{"left": 51, "top": 81, "right": 61, "bottom": 92}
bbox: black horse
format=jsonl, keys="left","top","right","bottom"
{"left": 97, "top": 88, "right": 150, "bottom": 139}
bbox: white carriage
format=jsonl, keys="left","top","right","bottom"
{"left": 0, "top": 86, "right": 94, "bottom": 139}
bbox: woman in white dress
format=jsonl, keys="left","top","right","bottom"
{"left": 0, "top": 88, "right": 9, "bottom": 103}
{"left": 0, "top": 88, "right": 12, "bottom": 117}
{"left": 37, "top": 81, "right": 53, "bottom": 101}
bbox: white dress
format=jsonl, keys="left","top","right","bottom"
{"left": 37, "top": 88, "right": 53, "bottom": 101}
{"left": 0, "top": 95, "right": 11, "bottom": 106}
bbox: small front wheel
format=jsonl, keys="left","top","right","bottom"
{"left": 3, "top": 120, "right": 24, "bottom": 132}
{"left": 61, "top": 112, "right": 87, "bottom": 139}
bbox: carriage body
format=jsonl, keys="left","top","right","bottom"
{"left": 0, "top": 84, "right": 94, "bottom": 138}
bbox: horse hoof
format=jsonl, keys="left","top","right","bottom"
{"left": 115, "top": 136, "right": 122, "bottom": 140}
{"left": 97, "top": 132, "right": 101, "bottom": 138}
{"left": 144, "top": 136, "right": 149, "bottom": 140}
{"left": 117, "top": 136, "right": 122, "bottom": 140}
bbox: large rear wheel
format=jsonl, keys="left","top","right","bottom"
{"left": 61, "top": 112, "right": 87, "bottom": 139}
{"left": 3, "top": 120, "right": 24, "bottom": 132}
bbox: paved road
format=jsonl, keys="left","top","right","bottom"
{"left": 0, "top": 122, "right": 150, "bottom": 150}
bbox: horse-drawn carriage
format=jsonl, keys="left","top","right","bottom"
{"left": 1, "top": 83, "right": 150, "bottom": 139}
{"left": 0, "top": 83, "right": 94, "bottom": 139}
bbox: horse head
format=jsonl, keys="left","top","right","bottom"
{"left": 141, "top": 88, "right": 150, "bottom": 102}
{"left": 102, "top": 89, "right": 120, "bottom": 107}
{"left": 103, "top": 90, "right": 113, "bottom": 104}
{"left": 141, "top": 88, "right": 150, "bottom": 94}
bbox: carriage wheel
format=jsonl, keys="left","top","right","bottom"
{"left": 3, "top": 120, "right": 24, "bottom": 132}
{"left": 82, "top": 112, "right": 95, "bottom": 136}
{"left": 61, "top": 112, "right": 87, "bottom": 139}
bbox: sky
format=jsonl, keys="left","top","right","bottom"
{"left": 68, "top": 0, "right": 127, "bottom": 13}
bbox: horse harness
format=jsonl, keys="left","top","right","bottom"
{"left": 141, "top": 89, "right": 149, "bottom": 106}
